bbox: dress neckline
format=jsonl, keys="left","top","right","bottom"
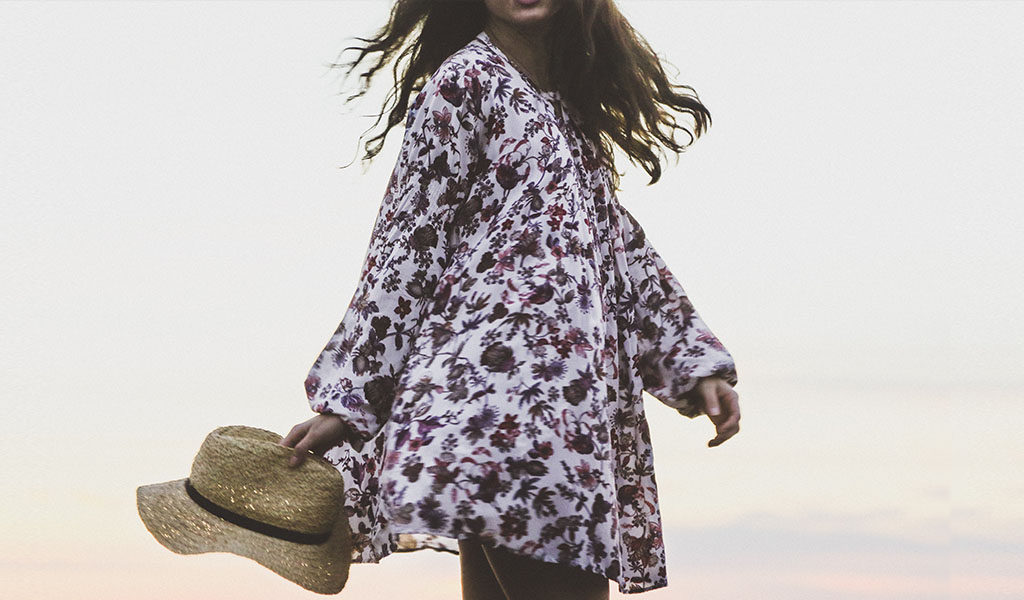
{"left": 476, "top": 30, "right": 561, "bottom": 99}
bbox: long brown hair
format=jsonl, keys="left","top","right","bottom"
{"left": 329, "top": 0, "right": 711, "bottom": 191}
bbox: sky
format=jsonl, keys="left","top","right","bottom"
{"left": 1, "top": 1, "right": 1021, "bottom": 598}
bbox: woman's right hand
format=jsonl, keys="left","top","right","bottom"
{"left": 278, "top": 413, "right": 354, "bottom": 467}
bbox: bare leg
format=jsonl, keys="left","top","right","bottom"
{"left": 481, "top": 543, "right": 610, "bottom": 600}
{"left": 459, "top": 538, "right": 508, "bottom": 600}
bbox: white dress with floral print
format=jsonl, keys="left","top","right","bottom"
{"left": 304, "top": 30, "right": 738, "bottom": 595}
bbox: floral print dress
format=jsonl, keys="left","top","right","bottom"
{"left": 304, "top": 30, "right": 738, "bottom": 595}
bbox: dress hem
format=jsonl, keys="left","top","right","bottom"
{"left": 353, "top": 524, "right": 669, "bottom": 595}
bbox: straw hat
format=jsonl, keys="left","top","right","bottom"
{"left": 136, "top": 425, "right": 352, "bottom": 594}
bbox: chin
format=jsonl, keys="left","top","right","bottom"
{"left": 494, "top": 0, "right": 558, "bottom": 26}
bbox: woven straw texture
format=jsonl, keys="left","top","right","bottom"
{"left": 136, "top": 425, "right": 352, "bottom": 595}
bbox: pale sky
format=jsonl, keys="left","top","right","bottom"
{"left": 1, "top": 1, "right": 1021, "bottom": 599}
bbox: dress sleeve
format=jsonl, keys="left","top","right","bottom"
{"left": 303, "top": 60, "right": 487, "bottom": 447}
{"left": 616, "top": 202, "right": 739, "bottom": 419}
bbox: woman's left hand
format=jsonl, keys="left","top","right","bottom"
{"left": 690, "top": 376, "right": 741, "bottom": 447}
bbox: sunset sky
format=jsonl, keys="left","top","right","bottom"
{"left": 2, "top": 1, "right": 1020, "bottom": 598}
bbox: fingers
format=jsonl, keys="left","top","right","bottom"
{"left": 726, "top": 391, "right": 740, "bottom": 421}
{"left": 279, "top": 421, "right": 309, "bottom": 449}
{"left": 707, "top": 385, "right": 741, "bottom": 448}
{"left": 701, "top": 383, "right": 721, "bottom": 417}
{"left": 280, "top": 421, "right": 318, "bottom": 467}
{"left": 708, "top": 421, "right": 739, "bottom": 447}
{"left": 290, "top": 430, "right": 331, "bottom": 467}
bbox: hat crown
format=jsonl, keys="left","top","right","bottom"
{"left": 188, "top": 425, "right": 343, "bottom": 536}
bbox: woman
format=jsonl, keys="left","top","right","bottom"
{"left": 280, "top": 1, "right": 741, "bottom": 598}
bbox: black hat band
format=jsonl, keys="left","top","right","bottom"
{"left": 184, "top": 477, "right": 332, "bottom": 545}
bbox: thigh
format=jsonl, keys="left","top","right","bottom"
{"left": 459, "top": 538, "right": 508, "bottom": 600}
{"left": 481, "top": 543, "right": 609, "bottom": 600}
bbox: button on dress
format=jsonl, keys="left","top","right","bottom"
{"left": 303, "top": 30, "right": 738, "bottom": 595}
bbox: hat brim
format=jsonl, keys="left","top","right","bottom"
{"left": 137, "top": 477, "right": 352, "bottom": 595}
